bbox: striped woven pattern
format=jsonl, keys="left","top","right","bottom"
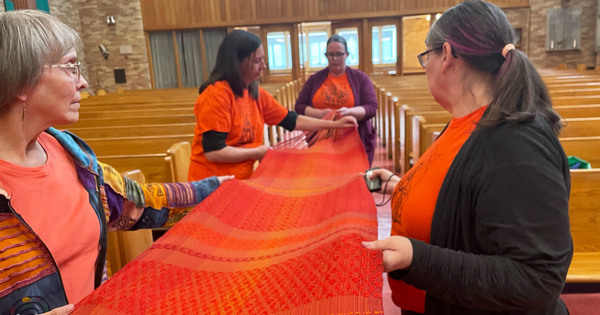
{"left": 0, "top": 214, "right": 57, "bottom": 298}
{"left": 73, "top": 128, "right": 383, "bottom": 314}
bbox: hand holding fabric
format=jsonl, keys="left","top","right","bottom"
{"left": 254, "top": 145, "right": 270, "bottom": 161}
{"left": 362, "top": 236, "right": 413, "bottom": 272}
{"left": 217, "top": 175, "right": 235, "bottom": 184}
{"left": 333, "top": 115, "right": 358, "bottom": 128}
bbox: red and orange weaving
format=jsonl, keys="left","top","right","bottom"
{"left": 74, "top": 127, "right": 383, "bottom": 314}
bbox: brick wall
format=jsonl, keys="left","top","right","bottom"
{"left": 50, "top": 0, "right": 151, "bottom": 93}
{"left": 526, "top": 0, "right": 598, "bottom": 69}
{"left": 504, "top": 7, "right": 530, "bottom": 54}
{"left": 4, "top": 0, "right": 598, "bottom": 89}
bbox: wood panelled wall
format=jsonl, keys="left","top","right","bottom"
{"left": 140, "top": 0, "right": 529, "bottom": 30}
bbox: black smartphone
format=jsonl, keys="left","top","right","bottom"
{"left": 364, "top": 167, "right": 382, "bottom": 192}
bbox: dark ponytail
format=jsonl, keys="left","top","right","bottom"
{"left": 428, "top": 0, "right": 562, "bottom": 134}
{"left": 488, "top": 48, "right": 561, "bottom": 133}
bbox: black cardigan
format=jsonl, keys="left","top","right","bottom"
{"left": 392, "top": 113, "right": 572, "bottom": 314}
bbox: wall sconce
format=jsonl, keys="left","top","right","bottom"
{"left": 106, "top": 16, "right": 116, "bottom": 26}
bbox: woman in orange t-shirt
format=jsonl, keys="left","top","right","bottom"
{"left": 362, "top": 1, "right": 571, "bottom": 314}
{"left": 294, "top": 34, "right": 377, "bottom": 166}
{"left": 188, "top": 30, "right": 358, "bottom": 181}
{"left": 0, "top": 10, "right": 232, "bottom": 315}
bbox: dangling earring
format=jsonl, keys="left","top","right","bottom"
{"left": 21, "top": 103, "right": 26, "bottom": 121}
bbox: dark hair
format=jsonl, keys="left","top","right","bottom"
{"left": 427, "top": 0, "right": 561, "bottom": 134}
{"left": 199, "top": 30, "right": 261, "bottom": 99}
{"left": 327, "top": 34, "right": 348, "bottom": 53}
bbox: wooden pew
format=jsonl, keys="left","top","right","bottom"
{"left": 567, "top": 169, "right": 600, "bottom": 283}
{"left": 556, "top": 104, "right": 600, "bottom": 118}
{"left": 553, "top": 95, "right": 600, "bottom": 106}
{"left": 78, "top": 107, "right": 192, "bottom": 119}
{"left": 98, "top": 140, "right": 193, "bottom": 184}
{"left": 106, "top": 169, "right": 154, "bottom": 276}
{"left": 58, "top": 115, "right": 196, "bottom": 128}
{"left": 66, "top": 123, "right": 196, "bottom": 139}
{"left": 86, "top": 135, "right": 194, "bottom": 156}
{"left": 411, "top": 115, "right": 445, "bottom": 163}
{"left": 376, "top": 75, "right": 600, "bottom": 175}
{"left": 99, "top": 154, "right": 173, "bottom": 183}
{"left": 167, "top": 141, "right": 191, "bottom": 182}
{"left": 409, "top": 118, "right": 600, "bottom": 171}
{"left": 561, "top": 117, "right": 600, "bottom": 138}
{"left": 81, "top": 103, "right": 192, "bottom": 112}
{"left": 560, "top": 136, "right": 600, "bottom": 167}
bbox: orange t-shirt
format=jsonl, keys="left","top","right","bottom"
{"left": 312, "top": 73, "right": 355, "bottom": 109}
{"left": 388, "top": 105, "right": 487, "bottom": 312}
{"left": 0, "top": 132, "right": 100, "bottom": 304}
{"left": 189, "top": 81, "right": 289, "bottom": 180}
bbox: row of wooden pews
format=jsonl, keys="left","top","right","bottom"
{"left": 60, "top": 81, "right": 301, "bottom": 274}
{"left": 371, "top": 70, "right": 600, "bottom": 287}
{"left": 58, "top": 82, "right": 300, "bottom": 183}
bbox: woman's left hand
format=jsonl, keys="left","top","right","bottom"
{"left": 362, "top": 236, "right": 413, "bottom": 272}
{"left": 337, "top": 106, "right": 366, "bottom": 121}
{"left": 333, "top": 116, "right": 358, "bottom": 128}
{"left": 217, "top": 175, "right": 235, "bottom": 185}
{"left": 337, "top": 107, "right": 353, "bottom": 117}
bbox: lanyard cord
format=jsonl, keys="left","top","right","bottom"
{"left": 376, "top": 173, "right": 398, "bottom": 207}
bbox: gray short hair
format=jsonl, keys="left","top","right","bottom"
{"left": 0, "top": 10, "right": 81, "bottom": 113}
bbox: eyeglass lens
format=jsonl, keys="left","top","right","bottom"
{"left": 65, "top": 63, "right": 80, "bottom": 82}
{"left": 326, "top": 52, "right": 346, "bottom": 58}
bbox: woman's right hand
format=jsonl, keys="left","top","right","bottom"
{"left": 367, "top": 168, "right": 399, "bottom": 195}
{"left": 254, "top": 145, "right": 270, "bottom": 161}
{"left": 333, "top": 116, "right": 358, "bottom": 128}
{"left": 41, "top": 304, "right": 74, "bottom": 315}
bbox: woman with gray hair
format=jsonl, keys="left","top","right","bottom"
{"left": 0, "top": 10, "right": 231, "bottom": 315}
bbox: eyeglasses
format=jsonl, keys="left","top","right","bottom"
{"left": 47, "top": 61, "right": 81, "bottom": 83}
{"left": 417, "top": 47, "right": 439, "bottom": 68}
{"left": 324, "top": 52, "right": 347, "bottom": 59}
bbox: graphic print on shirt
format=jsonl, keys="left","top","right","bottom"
{"left": 320, "top": 81, "right": 350, "bottom": 108}
{"left": 238, "top": 116, "right": 254, "bottom": 145}
{"left": 391, "top": 145, "right": 444, "bottom": 225}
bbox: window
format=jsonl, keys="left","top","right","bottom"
{"left": 336, "top": 28, "right": 359, "bottom": 66}
{"left": 267, "top": 31, "right": 292, "bottom": 72}
{"left": 372, "top": 25, "right": 397, "bottom": 66}
{"left": 299, "top": 22, "right": 331, "bottom": 71}
{"left": 308, "top": 31, "right": 328, "bottom": 68}
{"left": 299, "top": 31, "right": 329, "bottom": 69}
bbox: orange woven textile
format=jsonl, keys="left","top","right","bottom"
{"left": 73, "top": 128, "right": 383, "bottom": 314}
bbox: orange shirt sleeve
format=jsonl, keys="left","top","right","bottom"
{"left": 258, "top": 87, "right": 289, "bottom": 126}
{"left": 194, "top": 82, "right": 234, "bottom": 134}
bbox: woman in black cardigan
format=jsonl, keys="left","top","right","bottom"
{"left": 363, "top": 1, "right": 571, "bottom": 314}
